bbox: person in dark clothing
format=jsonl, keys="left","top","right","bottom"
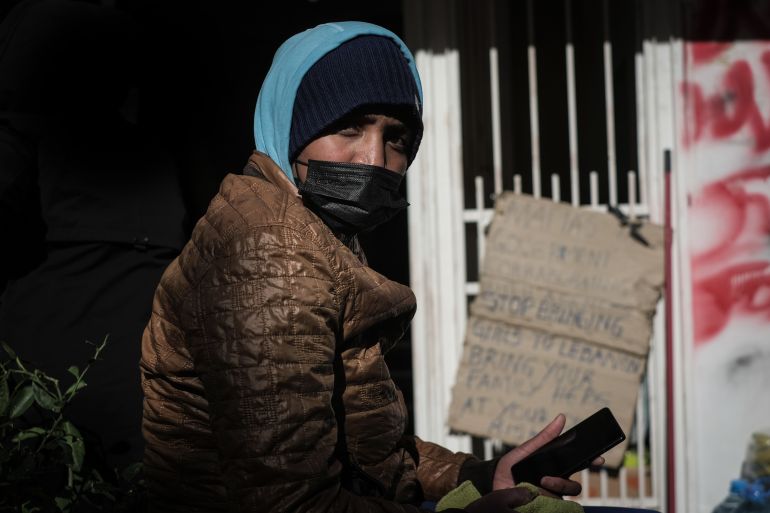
{"left": 0, "top": 0, "right": 187, "bottom": 470}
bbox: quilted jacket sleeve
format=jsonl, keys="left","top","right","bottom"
{"left": 189, "top": 221, "right": 430, "bottom": 513}
{"left": 413, "top": 437, "right": 478, "bottom": 500}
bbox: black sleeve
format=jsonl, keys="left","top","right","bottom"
{"left": 457, "top": 457, "right": 501, "bottom": 496}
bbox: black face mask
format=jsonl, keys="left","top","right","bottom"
{"left": 295, "top": 160, "right": 409, "bottom": 235}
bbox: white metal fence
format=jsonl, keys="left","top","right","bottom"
{"left": 405, "top": 0, "right": 675, "bottom": 510}
{"left": 466, "top": 0, "right": 668, "bottom": 505}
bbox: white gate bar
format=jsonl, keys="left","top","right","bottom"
{"left": 580, "top": 469, "right": 590, "bottom": 498}
{"left": 620, "top": 465, "right": 628, "bottom": 499}
{"left": 637, "top": 369, "right": 648, "bottom": 501}
{"left": 643, "top": 41, "right": 662, "bottom": 224}
{"left": 551, "top": 174, "right": 561, "bottom": 202}
{"left": 636, "top": 384, "right": 644, "bottom": 500}
{"left": 490, "top": 47, "right": 503, "bottom": 196}
{"left": 565, "top": 0, "right": 580, "bottom": 206}
{"left": 475, "top": 175, "right": 486, "bottom": 262}
{"left": 590, "top": 171, "right": 599, "bottom": 209}
{"left": 635, "top": 53, "right": 650, "bottom": 208}
{"left": 601, "top": 469, "right": 609, "bottom": 500}
{"left": 440, "top": 44, "right": 472, "bottom": 455}
{"left": 407, "top": 43, "right": 471, "bottom": 454}
{"left": 526, "top": 0, "right": 542, "bottom": 198}
{"left": 637, "top": 44, "right": 674, "bottom": 511}
{"left": 646, "top": 41, "right": 678, "bottom": 513}
{"left": 514, "top": 174, "right": 522, "bottom": 194}
{"left": 602, "top": 0, "right": 618, "bottom": 207}
{"left": 483, "top": 438, "right": 504, "bottom": 462}
{"left": 629, "top": 168, "right": 644, "bottom": 502}
{"left": 650, "top": 299, "right": 666, "bottom": 509}
{"left": 669, "top": 39, "right": 697, "bottom": 513}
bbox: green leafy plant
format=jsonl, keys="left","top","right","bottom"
{"left": 0, "top": 337, "right": 146, "bottom": 512}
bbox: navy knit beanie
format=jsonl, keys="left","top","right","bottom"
{"left": 289, "top": 35, "right": 423, "bottom": 166}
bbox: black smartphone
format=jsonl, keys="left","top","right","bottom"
{"left": 510, "top": 407, "right": 626, "bottom": 485}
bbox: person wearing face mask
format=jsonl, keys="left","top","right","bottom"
{"left": 140, "top": 21, "right": 599, "bottom": 513}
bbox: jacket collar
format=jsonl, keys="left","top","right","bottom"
{"left": 243, "top": 150, "right": 367, "bottom": 263}
{"left": 243, "top": 151, "right": 301, "bottom": 199}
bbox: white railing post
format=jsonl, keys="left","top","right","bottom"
{"left": 404, "top": 0, "right": 471, "bottom": 454}
{"left": 526, "top": 0, "right": 542, "bottom": 198}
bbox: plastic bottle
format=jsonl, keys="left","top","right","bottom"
{"left": 721, "top": 477, "right": 770, "bottom": 512}
{"left": 712, "top": 429, "right": 770, "bottom": 513}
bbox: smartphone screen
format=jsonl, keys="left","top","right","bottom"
{"left": 510, "top": 407, "right": 626, "bottom": 486}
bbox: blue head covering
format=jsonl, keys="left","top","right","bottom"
{"left": 253, "top": 21, "right": 423, "bottom": 184}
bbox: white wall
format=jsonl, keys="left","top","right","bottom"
{"left": 679, "top": 41, "right": 770, "bottom": 513}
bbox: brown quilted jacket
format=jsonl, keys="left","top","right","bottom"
{"left": 141, "top": 152, "right": 475, "bottom": 512}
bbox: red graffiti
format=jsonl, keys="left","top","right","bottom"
{"left": 690, "top": 165, "right": 770, "bottom": 343}
{"left": 681, "top": 49, "right": 770, "bottom": 152}
{"left": 690, "top": 43, "right": 731, "bottom": 66}
{"left": 693, "top": 262, "right": 770, "bottom": 343}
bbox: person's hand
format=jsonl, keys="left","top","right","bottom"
{"left": 492, "top": 414, "right": 605, "bottom": 496}
{"left": 464, "top": 487, "right": 536, "bottom": 513}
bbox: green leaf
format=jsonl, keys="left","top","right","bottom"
{"left": 0, "top": 342, "right": 16, "bottom": 360}
{"left": 62, "top": 421, "right": 84, "bottom": 472}
{"left": 21, "top": 501, "right": 42, "bottom": 513}
{"left": 0, "top": 376, "right": 8, "bottom": 416}
{"left": 121, "top": 461, "right": 143, "bottom": 482}
{"left": 64, "top": 381, "right": 87, "bottom": 398}
{"left": 66, "top": 366, "right": 80, "bottom": 379}
{"left": 32, "top": 383, "right": 60, "bottom": 412}
{"left": 54, "top": 497, "right": 71, "bottom": 511}
{"left": 9, "top": 386, "right": 34, "bottom": 419}
{"left": 13, "top": 356, "right": 28, "bottom": 372}
{"left": 11, "top": 426, "right": 46, "bottom": 443}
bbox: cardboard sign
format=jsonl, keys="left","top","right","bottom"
{"left": 448, "top": 193, "right": 664, "bottom": 468}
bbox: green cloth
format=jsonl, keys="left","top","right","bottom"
{"left": 435, "top": 480, "right": 482, "bottom": 511}
{"left": 434, "top": 481, "right": 584, "bottom": 512}
{"left": 514, "top": 482, "right": 584, "bottom": 513}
